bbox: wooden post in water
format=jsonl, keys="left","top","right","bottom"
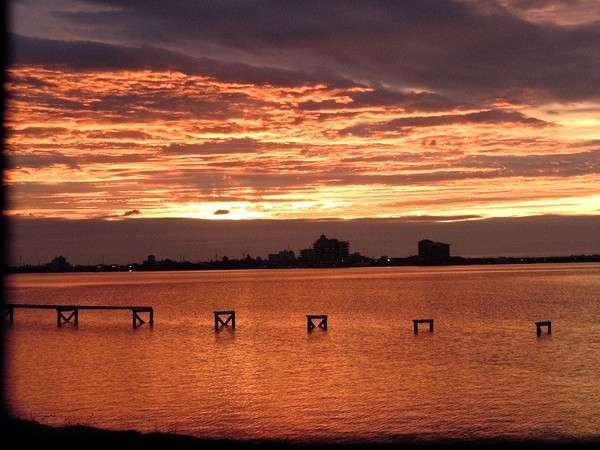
{"left": 1, "top": 305, "right": 14, "bottom": 325}
{"left": 413, "top": 319, "right": 434, "bottom": 334}
{"left": 4, "top": 304, "right": 154, "bottom": 328}
{"left": 131, "top": 307, "right": 154, "bottom": 328}
{"left": 535, "top": 320, "right": 551, "bottom": 336}
{"left": 56, "top": 307, "right": 78, "bottom": 327}
{"left": 214, "top": 310, "right": 235, "bottom": 330}
{"left": 307, "top": 314, "right": 328, "bottom": 331}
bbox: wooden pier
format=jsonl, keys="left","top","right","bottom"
{"left": 1, "top": 305, "right": 556, "bottom": 338}
{"left": 413, "top": 319, "right": 434, "bottom": 334}
{"left": 214, "top": 310, "right": 235, "bottom": 330}
{"left": 535, "top": 320, "right": 551, "bottom": 335}
{"left": 307, "top": 314, "right": 328, "bottom": 331}
{"left": 1, "top": 304, "right": 154, "bottom": 328}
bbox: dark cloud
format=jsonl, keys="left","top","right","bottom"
{"left": 9, "top": 33, "right": 476, "bottom": 118}
{"left": 299, "top": 89, "right": 468, "bottom": 112}
{"left": 461, "top": 150, "right": 600, "bottom": 177}
{"left": 7, "top": 151, "right": 153, "bottom": 169}
{"left": 339, "top": 151, "right": 448, "bottom": 164}
{"left": 499, "top": 0, "right": 600, "bottom": 22}
{"left": 8, "top": 33, "right": 353, "bottom": 88}
{"left": 569, "top": 140, "right": 600, "bottom": 150}
{"left": 125, "top": 149, "right": 600, "bottom": 191}
{"left": 502, "top": 0, "right": 581, "bottom": 8}
{"left": 342, "top": 109, "right": 550, "bottom": 137}
{"left": 350, "top": 89, "right": 468, "bottom": 111}
{"left": 384, "top": 214, "right": 483, "bottom": 222}
{"left": 8, "top": 151, "right": 79, "bottom": 169}
{"left": 9, "top": 126, "right": 70, "bottom": 138}
{"left": 85, "top": 130, "right": 153, "bottom": 140}
{"left": 213, "top": 209, "right": 230, "bottom": 215}
{"left": 162, "top": 139, "right": 283, "bottom": 156}
{"left": 26, "top": 0, "right": 600, "bottom": 103}
{"left": 335, "top": 150, "right": 600, "bottom": 183}
{"left": 122, "top": 209, "right": 141, "bottom": 216}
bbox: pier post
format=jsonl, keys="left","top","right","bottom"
{"left": 131, "top": 307, "right": 153, "bottom": 328}
{"left": 132, "top": 309, "right": 144, "bottom": 328}
{"left": 56, "top": 307, "right": 78, "bottom": 327}
{"left": 307, "top": 315, "right": 328, "bottom": 331}
{"left": 413, "top": 319, "right": 434, "bottom": 334}
{"left": 1, "top": 306, "right": 14, "bottom": 325}
{"left": 4, "top": 304, "right": 155, "bottom": 329}
{"left": 535, "top": 320, "right": 551, "bottom": 336}
{"left": 214, "top": 311, "right": 236, "bottom": 330}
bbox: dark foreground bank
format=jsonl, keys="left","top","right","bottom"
{"left": 4, "top": 418, "right": 600, "bottom": 450}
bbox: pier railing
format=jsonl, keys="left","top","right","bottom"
{"left": 1, "top": 305, "right": 553, "bottom": 336}
{"left": 1, "top": 304, "right": 154, "bottom": 328}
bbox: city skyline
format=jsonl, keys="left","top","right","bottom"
{"left": 8, "top": 214, "right": 600, "bottom": 266}
{"left": 12, "top": 233, "right": 600, "bottom": 273}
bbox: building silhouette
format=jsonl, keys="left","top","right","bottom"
{"left": 418, "top": 239, "right": 450, "bottom": 260}
{"left": 300, "top": 234, "right": 350, "bottom": 264}
{"left": 268, "top": 249, "right": 296, "bottom": 264}
{"left": 46, "top": 255, "right": 71, "bottom": 271}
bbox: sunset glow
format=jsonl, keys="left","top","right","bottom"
{"left": 6, "top": 65, "right": 599, "bottom": 221}
{"left": 5, "top": 0, "right": 600, "bottom": 222}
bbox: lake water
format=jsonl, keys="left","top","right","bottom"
{"left": 5, "top": 264, "right": 600, "bottom": 442}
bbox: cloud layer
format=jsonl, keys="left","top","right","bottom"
{"left": 5, "top": 1, "right": 600, "bottom": 221}
{"left": 12, "top": 0, "right": 600, "bottom": 102}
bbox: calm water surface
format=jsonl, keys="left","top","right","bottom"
{"left": 5, "top": 264, "right": 600, "bottom": 442}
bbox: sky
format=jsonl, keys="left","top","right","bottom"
{"left": 8, "top": 215, "right": 600, "bottom": 265}
{"left": 4, "top": 0, "right": 600, "bottom": 261}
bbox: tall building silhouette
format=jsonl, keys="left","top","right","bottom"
{"left": 46, "top": 255, "right": 71, "bottom": 271}
{"left": 418, "top": 239, "right": 450, "bottom": 260}
{"left": 300, "top": 234, "right": 350, "bottom": 263}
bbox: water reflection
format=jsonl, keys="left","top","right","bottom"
{"left": 5, "top": 264, "right": 600, "bottom": 441}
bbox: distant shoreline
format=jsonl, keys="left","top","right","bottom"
{"left": 3, "top": 417, "right": 600, "bottom": 450}
{"left": 6, "top": 254, "right": 600, "bottom": 274}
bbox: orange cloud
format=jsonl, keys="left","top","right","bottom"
{"left": 5, "top": 66, "right": 600, "bottom": 220}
